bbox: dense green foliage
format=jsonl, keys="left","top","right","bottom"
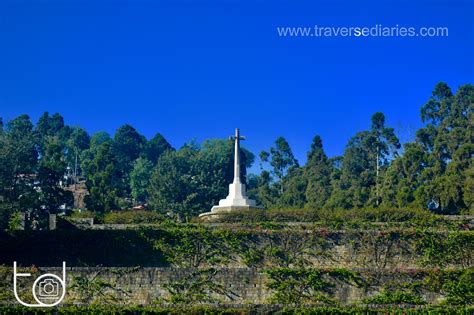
{"left": 265, "top": 268, "right": 472, "bottom": 306}
{"left": 250, "top": 83, "right": 473, "bottom": 213}
{"left": 0, "top": 82, "right": 472, "bottom": 229}
{"left": 0, "top": 113, "right": 74, "bottom": 230}
{"left": 0, "top": 305, "right": 472, "bottom": 315}
{"left": 148, "top": 140, "right": 254, "bottom": 219}
{"left": 1, "top": 223, "right": 472, "bottom": 267}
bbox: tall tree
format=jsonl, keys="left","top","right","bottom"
{"left": 84, "top": 142, "right": 122, "bottom": 212}
{"left": 130, "top": 157, "right": 154, "bottom": 204}
{"left": 66, "top": 127, "right": 90, "bottom": 181}
{"left": 380, "top": 143, "right": 427, "bottom": 208}
{"left": 328, "top": 113, "right": 400, "bottom": 209}
{"left": 304, "top": 135, "right": 332, "bottom": 209}
{"left": 330, "top": 131, "right": 373, "bottom": 208}
{"left": 260, "top": 137, "right": 299, "bottom": 195}
{"left": 90, "top": 131, "right": 112, "bottom": 148}
{"left": 278, "top": 167, "right": 307, "bottom": 208}
{"left": 148, "top": 139, "right": 254, "bottom": 219}
{"left": 414, "top": 83, "right": 473, "bottom": 213}
{"left": 112, "top": 125, "right": 146, "bottom": 197}
{"left": 370, "top": 112, "right": 401, "bottom": 205}
{"left": 80, "top": 131, "right": 112, "bottom": 178}
{"left": 148, "top": 146, "right": 198, "bottom": 219}
{"left": 35, "top": 112, "right": 70, "bottom": 155}
{"left": 113, "top": 124, "right": 146, "bottom": 173}
{"left": 6, "top": 115, "right": 38, "bottom": 198}
{"left": 261, "top": 137, "right": 299, "bottom": 182}
{"left": 37, "top": 136, "right": 73, "bottom": 214}
{"left": 0, "top": 115, "right": 38, "bottom": 229}
{"left": 420, "top": 82, "right": 453, "bottom": 127}
{"left": 143, "top": 132, "right": 173, "bottom": 164}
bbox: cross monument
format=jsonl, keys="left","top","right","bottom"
{"left": 199, "top": 128, "right": 259, "bottom": 218}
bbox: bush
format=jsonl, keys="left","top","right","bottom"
{"left": 204, "top": 207, "right": 443, "bottom": 224}
{"left": 198, "top": 208, "right": 318, "bottom": 223}
{"left": 0, "top": 305, "right": 250, "bottom": 314}
{"left": 103, "top": 210, "right": 165, "bottom": 224}
{"left": 7, "top": 211, "right": 23, "bottom": 231}
{"left": 363, "top": 290, "right": 426, "bottom": 305}
{"left": 1, "top": 305, "right": 472, "bottom": 315}
{"left": 69, "top": 210, "right": 102, "bottom": 223}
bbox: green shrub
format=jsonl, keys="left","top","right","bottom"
{"left": 363, "top": 290, "right": 426, "bottom": 305}
{"left": 443, "top": 269, "right": 474, "bottom": 305}
{"left": 103, "top": 210, "right": 165, "bottom": 224}
{"left": 206, "top": 207, "right": 452, "bottom": 226}
{"left": 1, "top": 305, "right": 470, "bottom": 315}
{"left": 0, "top": 305, "right": 249, "bottom": 314}
{"left": 7, "top": 211, "right": 23, "bottom": 231}
{"left": 69, "top": 210, "right": 103, "bottom": 223}
{"left": 281, "top": 306, "right": 474, "bottom": 314}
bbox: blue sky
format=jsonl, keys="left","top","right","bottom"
{"left": 0, "top": 0, "right": 473, "bottom": 172}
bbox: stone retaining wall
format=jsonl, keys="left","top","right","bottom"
{"left": 2, "top": 267, "right": 453, "bottom": 305}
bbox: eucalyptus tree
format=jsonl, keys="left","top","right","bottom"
{"left": 414, "top": 83, "right": 473, "bottom": 213}
{"left": 329, "top": 113, "right": 400, "bottom": 209}
{"left": 304, "top": 135, "right": 332, "bottom": 209}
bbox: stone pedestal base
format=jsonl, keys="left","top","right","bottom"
{"left": 216, "top": 181, "right": 256, "bottom": 207}
{"left": 199, "top": 179, "right": 262, "bottom": 220}
{"left": 199, "top": 205, "right": 263, "bottom": 220}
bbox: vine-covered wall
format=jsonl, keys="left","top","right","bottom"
{"left": 0, "top": 224, "right": 472, "bottom": 307}
{"left": 0, "top": 227, "right": 472, "bottom": 268}
{"left": 1, "top": 266, "right": 472, "bottom": 306}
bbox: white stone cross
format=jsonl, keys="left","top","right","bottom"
{"left": 200, "top": 128, "right": 259, "bottom": 218}
{"left": 231, "top": 128, "right": 245, "bottom": 184}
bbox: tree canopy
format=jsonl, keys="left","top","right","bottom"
{"left": 0, "top": 82, "right": 472, "bottom": 229}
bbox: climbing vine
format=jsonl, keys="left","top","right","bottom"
{"left": 265, "top": 268, "right": 365, "bottom": 305}
{"left": 159, "top": 268, "right": 238, "bottom": 304}
{"left": 69, "top": 267, "right": 138, "bottom": 304}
